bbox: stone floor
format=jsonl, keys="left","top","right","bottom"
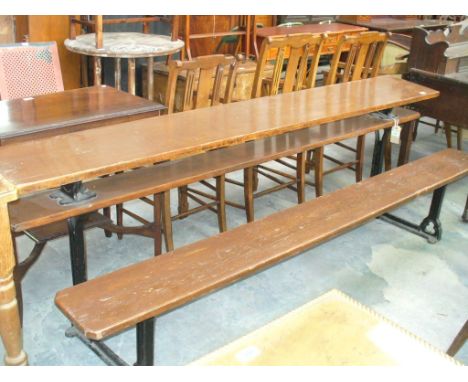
{"left": 2, "top": 118, "right": 467, "bottom": 366}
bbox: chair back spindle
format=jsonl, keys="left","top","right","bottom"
{"left": 251, "top": 33, "right": 326, "bottom": 98}
{"left": 165, "top": 54, "right": 238, "bottom": 113}
{"left": 327, "top": 32, "right": 388, "bottom": 85}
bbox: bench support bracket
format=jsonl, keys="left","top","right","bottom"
{"left": 65, "top": 326, "right": 128, "bottom": 366}
{"left": 379, "top": 186, "right": 446, "bottom": 244}
{"left": 68, "top": 215, "right": 87, "bottom": 285}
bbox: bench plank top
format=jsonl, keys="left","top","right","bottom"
{"left": 0, "top": 76, "right": 437, "bottom": 196}
{"left": 55, "top": 149, "right": 468, "bottom": 340}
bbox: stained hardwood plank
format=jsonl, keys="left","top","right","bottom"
{"left": 9, "top": 109, "right": 419, "bottom": 232}
{"left": 55, "top": 149, "right": 468, "bottom": 340}
{"left": 0, "top": 86, "right": 165, "bottom": 144}
{"left": 0, "top": 76, "right": 438, "bottom": 195}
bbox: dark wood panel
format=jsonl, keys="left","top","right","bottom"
{"left": 404, "top": 69, "right": 468, "bottom": 129}
{"left": 0, "top": 86, "right": 165, "bottom": 144}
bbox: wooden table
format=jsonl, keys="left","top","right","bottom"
{"left": 337, "top": 17, "right": 450, "bottom": 35}
{"left": 404, "top": 69, "right": 468, "bottom": 140}
{"left": 65, "top": 33, "right": 184, "bottom": 100}
{"left": 193, "top": 289, "right": 459, "bottom": 365}
{"left": 0, "top": 76, "right": 438, "bottom": 365}
{"left": 254, "top": 23, "right": 368, "bottom": 58}
{"left": 0, "top": 86, "right": 166, "bottom": 146}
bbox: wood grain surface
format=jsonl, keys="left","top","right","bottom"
{"left": 0, "top": 86, "right": 165, "bottom": 144}
{"left": 55, "top": 149, "right": 468, "bottom": 340}
{"left": 0, "top": 76, "right": 438, "bottom": 195}
{"left": 9, "top": 108, "right": 419, "bottom": 232}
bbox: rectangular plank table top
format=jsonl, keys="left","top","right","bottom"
{"left": 192, "top": 290, "right": 460, "bottom": 366}
{"left": 0, "top": 85, "right": 166, "bottom": 145}
{"left": 0, "top": 76, "right": 438, "bottom": 197}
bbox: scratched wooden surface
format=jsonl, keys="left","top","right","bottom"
{"left": 55, "top": 149, "right": 468, "bottom": 340}
{"left": 0, "top": 76, "right": 438, "bottom": 196}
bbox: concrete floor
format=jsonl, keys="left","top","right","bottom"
{"left": 2, "top": 119, "right": 467, "bottom": 365}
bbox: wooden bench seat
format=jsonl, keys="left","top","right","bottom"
{"left": 10, "top": 107, "right": 419, "bottom": 321}
{"left": 55, "top": 149, "right": 467, "bottom": 365}
{"left": 9, "top": 107, "right": 418, "bottom": 234}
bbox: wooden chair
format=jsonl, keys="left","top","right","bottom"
{"left": 315, "top": 32, "right": 388, "bottom": 181}
{"left": 225, "top": 33, "right": 325, "bottom": 221}
{"left": 118, "top": 54, "right": 238, "bottom": 248}
{"left": 0, "top": 42, "right": 63, "bottom": 99}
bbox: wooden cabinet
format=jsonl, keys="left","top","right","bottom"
{"left": 0, "top": 16, "right": 15, "bottom": 43}
{"left": 14, "top": 16, "right": 81, "bottom": 90}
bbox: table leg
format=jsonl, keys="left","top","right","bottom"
{"left": 94, "top": 57, "right": 102, "bottom": 86}
{"left": 147, "top": 57, "right": 154, "bottom": 101}
{"left": 68, "top": 215, "right": 87, "bottom": 285}
{"left": 114, "top": 58, "right": 121, "bottom": 91}
{"left": 128, "top": 58, "right": 136, "bottom": 95}
{"left": 0, "top": 196, "right": 28, "bottom": 366}
{"left": 370, "top": 128, "right": 391, "bottom": 177}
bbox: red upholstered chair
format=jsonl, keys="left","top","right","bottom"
{"left": 0, "top": 42, "right": 64, "bottom": 100}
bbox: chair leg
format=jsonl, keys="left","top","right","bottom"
{"left": 116, "top": 204, "right": 123, "bottom": 239}
{"left": 356, "top": 135, "right": 366, "bottom": 182}
{"left": 445, "top": 123, "right": 453, "bottom": 148}
{"left": 152, "top": 193, "right": 163, "bottom": 256}
{"left": 412, "top": 119, "right": 419, "bottom": 141}
{"left": 216, "top": 175, "right": 227, "bottom": 232}
{"left": 383, "top": 132, "right": 392, "bottom": 172}
{"left": 296, "top": 151, "right": 306, "bottom": 204}
{"left": 252, "top": 165, "right": 259, "bottom": 192}
{"left": 305, "top": 149, "right": 313, "bottom": 174}
{"left": 456, "top": 126, "right": 463, "bottom": 151}
{"left": 102, "top": 207, "right": 112, "bottom": 237}
{"left": 161, "top": 190, "right": 174, "bottom": 251}
{"left": 447, "top": 320, "right": 468, "bottom": 357}
{"left": 243, "top": 167, "right": 254, "bottom": 223}
{"left": 177, "top": 186, "right": 189, "bottom": 218}
{"left": 313, "top": 146, "right": 324, "bottom": 197}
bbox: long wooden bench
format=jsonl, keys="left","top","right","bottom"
{"left": 9, "top": 108, "right": 418, "bottom": 313}
{"left": 55, "top": 149, "right": 468, "bottom": 365}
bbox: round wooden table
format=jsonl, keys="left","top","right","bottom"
{"left": 65, "top": 32, "right": 184, "bottom": 100}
